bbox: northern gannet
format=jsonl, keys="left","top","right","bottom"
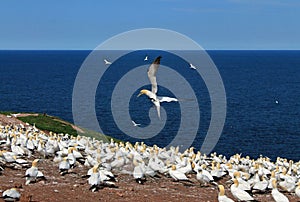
{"left": 196, "top": 166, "right": 215, "bottom": 187}
{"left": 104, "top": 59, "right": 112, "bottom": 65}
{"left": 168, "top": 165, "right": 191, "bottom": 182}
{"left": 131, "top": 120, "right": 141, "bottom": 127}
{"left": 271, "top": 179, "right": 289, "bottom": 202}
{"left": 189, "top": 63, "right": 197, "bottom": 70}
{"left": 24, "top": 159, "right": 44, "bottom": 185}
{"left": 144, "top": 55, "right": 148, "bottom": 61}
{"left": 59, "top": 157, "right": 70, "bottom": 175}
{"left": 137, "top": 56, "right": 178, "bottom": 119}
{"left": 133, "top": 159, "right": 146, "bottom": 184}
{"left": 252, "top": 175, "right": 268, "bottom": 193}
{"left": 88, "top": 165, "right": 101, "bottom": 192}
{"left": 230, "top": 179, "right": 255, "bottom": 201}
{"left": 218, "top": 185, "right": 234, "bottom": 202}
{"left": 2, "top": 188, "right": 20, "bottom": 201}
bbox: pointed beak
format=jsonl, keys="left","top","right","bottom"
{"left": 137, "top": 92, "right": 143, "bottom": 97}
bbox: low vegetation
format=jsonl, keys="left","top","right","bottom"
{"left": 0, "top": 112, "right": 119, "bottom": 142}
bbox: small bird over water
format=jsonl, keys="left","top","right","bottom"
{"left": 131, "top": 120, "right": 141, "bottom": 127}
{"left": 137, "top": 56, "right": 178, "bottom": 119}
{"left": 104, "top": 59, "right": 112, "bottom": 65}
{"left": 189, "top": 63, "right": 197, "bottom": 70}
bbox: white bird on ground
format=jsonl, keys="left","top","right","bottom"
{"left": 104, "top": 59, "right": 112, "bottom": 65}
{"left": 218, "top": 185, "right": 234, "bottom": 202}
{"left": 196, "top": 167, "right": 215, "bottom": 186}
{"left": 24, "top": 159, "right": 44, "bottom": 185}
{"left": 271, "top": 179, "right": 289, "bottom": 202}
{"left": 131, "top": 120, "right": 141, "bottom": 127}
{"left": 59, "top": 157, "right": 70, "bottom": 175}
{"left": 88, "top": 165, "right": 101, "bottom": 192}
{"left": 2, "top": 188, "right": 21, "bottom": 201}
{"left": 144, "top": 55, "right": 148, "bottom": 61}
{"left": 230, "top": 179, "right": 255, "bottom": 201}
{"left": 168, "top": 165, "right": 190, "bottom": 182}
{"left": 137, "top": 56, "right": 178, "bottom": 119}
{"left": 133, "top": 159, "right": 146, "bottom": 184}
{"left": 189, "top": 63, "right": 197, "bottom": 70}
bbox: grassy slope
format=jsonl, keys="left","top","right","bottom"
{"left": 0, "top": 112, "right": 119, "bottom": 142}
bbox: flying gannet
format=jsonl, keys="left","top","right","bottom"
{"left": 189, "top": 63, "right": 197, "bottom": 70}
{"left": 138, "top": 56, "right": 178, "bottom": 119}
{"left": 131, "top": 120, "right": 141, "bottom": 127}
{"left": 104, "top": 59, "right": 112, "bottom": 65}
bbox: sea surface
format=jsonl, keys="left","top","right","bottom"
{"left": 0, "top": 50, "right": 299, "bottom": 160}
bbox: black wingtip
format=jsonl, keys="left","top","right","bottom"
{"left": 153, "top": 56, "right": 162, "bottom": 64}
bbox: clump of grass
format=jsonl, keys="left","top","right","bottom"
{"left": 18, "top": 114, "right": 77, "bottom": 136}
{"left": 0, "top": 111, "right": 121, "bottom": 143}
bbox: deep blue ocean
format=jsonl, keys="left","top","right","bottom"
{"left": 0, "top": 50, "right": 299, "bottom": 160}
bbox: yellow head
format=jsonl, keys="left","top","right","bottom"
{"left": 218, "top": 185, "right": 225, "bottom": 196}
{"left": 191, "top": 162, "right": 195, "bottom": 169}
{"left": 92, "top": 165, "right": 98, "bottom": 173}
{"left": 171, "top": 165, "right": 176, "bottom": 171}
{"left": 137, "top": 89, "right": 148, "bottom": 97}
{"left": 32, "top": 159, "right": 39, "bottom": 167}
{"left": 272, "top": 179, "right": 277, "bottom": 188}
{"left": 233, "top": 171, "right": 241, "bottom": 178}
{"left": 233, "top": 179, "right": 239, "bottom": 187}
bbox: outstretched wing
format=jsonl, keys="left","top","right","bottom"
{"left": 158, "top": 96, "right": 178, "bottom": 103}
{"left": 147, "top": 56, "right": 161, "bottom": 94}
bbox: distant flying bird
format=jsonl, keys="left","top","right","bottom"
{"left": 131, "top": 120, "right": 141, "bottom": 127}
{"left": 275, "top": 100, "right": 279, "bottom": 104}
{"left": 144, "top": 55, "right": 148, "bottom": 61}
{"left": 189, "top": 63, "right": 197, "bottom": 70}
{"left": 137, "top": 56, "right": 178, "bottom": 119}
{"left": 104, "top": 59, "right": 112, "bottom": 65}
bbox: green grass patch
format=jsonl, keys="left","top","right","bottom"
{"left": 18, "top": 114, "right": 78, "bottom": 136}
{"left": 0, "top": 111, "right": 121, "bottom": 143}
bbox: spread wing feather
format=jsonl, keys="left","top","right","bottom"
{"left": 147, "top": 56, "right": 161, "bottom": 94}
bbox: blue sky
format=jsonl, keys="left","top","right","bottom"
{"left": 0, "top": 0, "right": 299, "bottom": 50}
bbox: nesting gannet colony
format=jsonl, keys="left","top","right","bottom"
{"left": 0, "top": 123, "right": 300, "bottom": 201}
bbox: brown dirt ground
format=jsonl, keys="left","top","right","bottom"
{"left": 0, "top": 156, "right": 298, "bottom": 202}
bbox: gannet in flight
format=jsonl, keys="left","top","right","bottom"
{"left": 131, "top": 120, "right": 141, "bottom": 127}
{"left": 189, "top": 63, "right": 197, "bottom": 70}
{"left": 144, "top": 55, "right": 148, "bottom": 61}
{"left": 137, "top": 56, "right": 178, "bottom": 119}
{"left": 104, "top": 59, "right": 112, "bottom": 65}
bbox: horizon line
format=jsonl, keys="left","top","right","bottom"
{"left": 0, "top": 49, "right": 300, "bottom": 51}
